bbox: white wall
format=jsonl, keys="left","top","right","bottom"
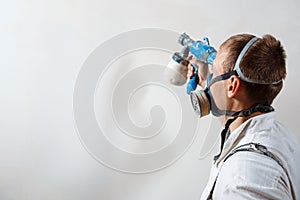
{"left": 0, "top": 0, "right": 299, "bottom": 199}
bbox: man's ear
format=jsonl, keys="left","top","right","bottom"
{"left": 227, "top": 75, "right": 240, "bottom": 98}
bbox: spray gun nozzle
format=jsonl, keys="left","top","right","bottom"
{"left": 178, "top": 33, "right": 195, "bottom": 47}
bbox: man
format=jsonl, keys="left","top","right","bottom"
{"left": 188, "top": 34, "right": 300, "bottom": 199}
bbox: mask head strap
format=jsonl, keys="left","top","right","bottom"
{"left": 206, "top": 71, "right": 237, "bottom": 89}
{"left": 233, "top": 37, "right": 282, "bottom": 85}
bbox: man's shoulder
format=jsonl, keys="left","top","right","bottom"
{"left": 219, "top": 148, "right": 285, "bottom": 179}
{"left": 214, "top": 150, "right": 292, "bottom": 199}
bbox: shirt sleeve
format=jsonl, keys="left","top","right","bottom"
{"left": 213, "top": 151, "right": 292, "bottom": 200}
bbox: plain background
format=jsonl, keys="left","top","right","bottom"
{"left": 0, "top": 0, "right": 299, "bottom": 199}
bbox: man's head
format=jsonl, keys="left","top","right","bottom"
{"left": 210, "top": 34, "right": 286, "bottom": 114}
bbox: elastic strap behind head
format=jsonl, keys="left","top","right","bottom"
{"left": 233, "top": 36, "right": 282, "bottom": 85}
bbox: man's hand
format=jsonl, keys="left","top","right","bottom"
{"left": 187, "top": 56, "right": 210, "bottom": 88}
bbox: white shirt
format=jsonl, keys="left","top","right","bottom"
{"left": 200, "top": 112, "right": 300, "bottom": 200}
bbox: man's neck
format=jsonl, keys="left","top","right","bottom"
{"left": 227, "top": 112, "right": 264, "bottom": 133}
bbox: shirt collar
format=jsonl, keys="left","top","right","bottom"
{"left": 214, "top": 112, "right": 276, "bottom": 166}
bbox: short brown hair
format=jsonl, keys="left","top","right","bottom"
{"left": 220, "top": 34, "right": 287, "bottom": 105}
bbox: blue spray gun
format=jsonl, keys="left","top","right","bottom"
{"left": 164, "top": 33, "right": 217, "bottom": 94}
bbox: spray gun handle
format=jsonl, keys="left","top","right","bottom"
{"left": 186, "top": 63, "right": 199, "bottom": 94}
